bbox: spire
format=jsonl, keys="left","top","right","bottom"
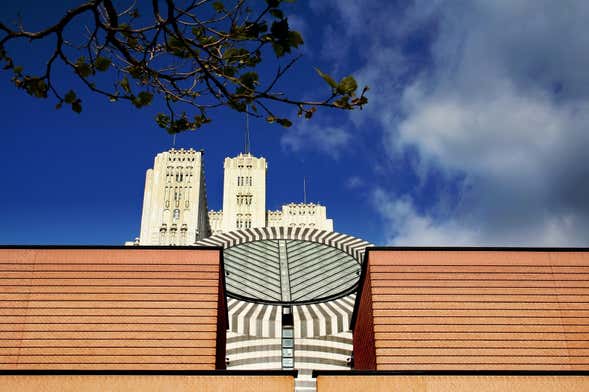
{"left": 244, "top": 109, "right": 251, "bottom": 155}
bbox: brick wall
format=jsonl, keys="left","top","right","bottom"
{"left": 353, "top": 249, "right": 589, "bottom": 370}
{"left": 352, "top": 262, "right": 376, "bottom": 370}
{"left": 0, "top": 247, "right": 225, "bottom": 370}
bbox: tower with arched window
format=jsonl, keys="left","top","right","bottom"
{"left": 138, "top": 148, "right": 210, "bottom": 245}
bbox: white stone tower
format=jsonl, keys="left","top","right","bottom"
{"left": 138, "top": 148, "right": 209, "bottom": 245}
{"left": 218, "top": 153, "right": 267, "bottom": 232}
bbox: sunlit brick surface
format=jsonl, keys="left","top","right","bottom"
{"left": 354, "top": 249, "right": 589, "bottom": 370}
{"left": 0, "top": 248, "right": 225, "bottom": 370}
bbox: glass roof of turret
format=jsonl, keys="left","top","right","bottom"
{"left": 223, "top": 239, "right": 361, "bottom": 304}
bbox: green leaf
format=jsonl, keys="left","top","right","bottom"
{"left": 36, "top": 79, "right": 48, "bottom": 97}
{"left": 242, "top": 22, "right": 267, "bottom": 39}
{"left": 305, "top": 106, "right": 317, "bottom": 119}
{"left": 127, "top": 65, "right": 144, "bottom": 79}
{"left": 229, "top": 100, "right": 247, "bottom": 112}
{"left": 333, "top": 95, "right": 350, "bottom": 109}
{"left": 21, "top": 77, "right": 49, "bottom": 98}
{"left": 337, "top": 76, "right": 357, "bottom": 95}
{"left": 95, "top": 56, "right": 111, "bottom": 72}
{"left": 132, "top": 91, "right": 153, "bottom": 108}
{"left": 246, "top": 50, "right": 262, "bottom": 66}
{"left": 268, "top": 19, "right": 302, "bottom": 57}
{"left": 223, "top": 66, "right": 236, "bottom": 77}
{"left": 239, "top": 72, "right": 259, "bottom": 90}
{"left": 71, "top": 99, "right": 82, "bottom": 113}
{"left": 236, "top": 72, "right": 259, "bottom": 95}
{"left": 351, "top": 96, "right": 368, "bottom": 106}
{"left": 167, "top": 36, "right": 191, "bottom": 58}
{"left": 288, "top": 31, "right": 304, "bottom": 48}
{"left": 271, "top": 43, "right": 285, "bottom": 57}
{"left": 271, "top": 19, "right": 289, "bottom": 40}
{"left": 166, "top": 113, "right": 195, "bottom": 134}
{"left": 193, "top": 114, "right": 211, "bottom": 127}
{"left": 276, "top": 118, "right": 292, "bottom": 127}
{"left": 212, "top": 1, "right": 224, "bottom": 12}
{"left": 120, "top": 77, "right": 131, "bottom": 94}
{"left": 192, "top": 26, "right": 205, "bottom": 38}
{"left": 156, "top": 113, "right": 170, "bottom": 129}
{"left": 314, "top": 68, "right": 337, "bottom": 89}
{"left": 64, "top": 90, "right": 77, "bottom": 104}
{"left": 223, "top": 47, "right": 249, "bottom": 61}
{"left": 75, "top": 57, "right": 92, "bottom": 77}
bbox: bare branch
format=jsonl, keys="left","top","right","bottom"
{"left": 1, "top": 0, "right": 368, "bottom": 133}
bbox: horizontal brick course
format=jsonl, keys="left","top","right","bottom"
{"left": 0, "top": 248, "right": 225, "bottom": 370}
{"left": 353, "top": 249, "right": 589, "bottom": 371}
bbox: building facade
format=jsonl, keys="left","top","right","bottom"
{"left": 219, "top": 153, "right": 268, "bottom": 232}
{"left": 208, "top": 152, "right": 333, "bottom": 235}
{"left": 129, "top": 148, "right": 344, "bottom": 391}
{"left": 196, "top": 227, "right": 371, "bottom": 391}
{"left": 267, "top": 203, "right": 333, "bottom": 231}
{"left": 138, "top": 148, "right": 210, "bottom": 245}
{"left": 2, "top": 246, "right": 589, "bottom": 392}
{"left": 135, "top": 149, "right": 334, "bottom": 240}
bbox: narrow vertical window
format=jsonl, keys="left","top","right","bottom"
{"left": 282, "top": 306, "right": 294, "bottom": 369}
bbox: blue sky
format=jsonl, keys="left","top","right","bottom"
{"left": 1, "top": 0, "right": 589, "bottom": 246}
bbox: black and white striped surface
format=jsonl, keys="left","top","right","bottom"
{"left": 226, "top": 295, "right": 356, "bottom": 338}
{"left": 197, "top": 228, "right": 370, "bottom": 391}
{"left": 196, "top": 227, "right": 370, "bottom": 264}
{"left": 197, "top": 227, "right": 370, "bottom": 303}
{"left": 226, "top": 295, "right": 355, "bottom": 371}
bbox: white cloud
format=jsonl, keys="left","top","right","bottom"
{"left": 374, "top": 189, "right": 478, "bottom": 246}
{"left": 374, "top": 188, "right": 585, "bottom": 247}
{"left": 315, "top": 0, "right": 589, "bottom": 245}
{"left": 281, "top": 121, "right": 351, "bottom": 159}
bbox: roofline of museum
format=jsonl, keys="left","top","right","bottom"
{"left": 312, "top": 370, "right": 589, "bottom": 378}
{"left": 0, "top": 245, "right": 222, "bottom": 250}
{"left": 0, "top": 244, "right": 230, "bottom": 329}
{"left": 367, "top": 246, "right": 589, "bottom": 252}
{"left": 3, "top": 244, "right": 587, "bottom": 251}
{"left": 350, "top": 246, "right": 589, "bottom": 330}
{"left": 0, "top": 370, "right": 298, "bottom": 376}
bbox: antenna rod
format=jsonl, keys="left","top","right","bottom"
{"left": 244, "top": 109, "right": 250, "bottom": 154}
{"left": 303, "top": 177, "right": 307, "bottom": 203}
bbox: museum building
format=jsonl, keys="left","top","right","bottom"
{"left": 1, "top": 148, "right": 589, "bottom": 391}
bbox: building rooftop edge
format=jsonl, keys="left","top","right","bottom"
{"left": 349, "top": 246, "right": 589, "bottom": 331}
{"left": 0, "top": 370, "right": 299, "bottom": 377}
{"left": 0, "top": 245, "right": 224, "bottom": 250}
{"left": 312, "top": 370, "right": 589, "bottom": 378}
